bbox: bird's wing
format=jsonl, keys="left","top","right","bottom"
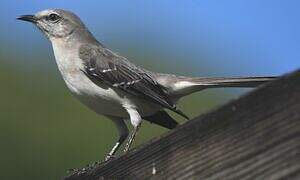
{"left": 79, "top": 44, "right": 188, "bottom": 119}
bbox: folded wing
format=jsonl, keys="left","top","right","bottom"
{"left": 79, "top": 44, "right": 189, "bottom": 119}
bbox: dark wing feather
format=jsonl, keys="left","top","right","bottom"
{"left": 79, "top": 44, "right": 188, "bottom": 119}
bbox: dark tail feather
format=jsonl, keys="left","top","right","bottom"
{"left": 172, "top": 108, "right": 189, "bottom": 120}
{"left": 143, "top": 111, "right": 179, "bottom": 129}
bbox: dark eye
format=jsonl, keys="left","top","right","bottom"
{"left": 47, "top": 13, "right": 60, "bottom": 22}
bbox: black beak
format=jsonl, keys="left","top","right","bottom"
{"left": 17, "top": 15, "right": 37, "bottom": 23}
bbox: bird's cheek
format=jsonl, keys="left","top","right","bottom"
{"left": 36, "top": 23, "right": 51, "bottom": 39}
{"left": 54, "top": 24, "right": 74, "bottom": 38}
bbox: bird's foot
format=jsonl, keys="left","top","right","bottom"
{"left": 123, "top": 143, "right": 130, "bottom": 153}
{"left": 105, "top": 154, "right": 115, "bottom": 161}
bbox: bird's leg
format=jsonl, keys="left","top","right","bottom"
{"left": 124, "top": 124, "right": 141, "bottom": 152}
{"left": 105, "top": 117, "right": 129, "bottom": 161}
{"left": 105, "top": 135, "right": 127, "bottom": 161}
{"left": 123, "top": 108, "right": 142, "bottom": 153}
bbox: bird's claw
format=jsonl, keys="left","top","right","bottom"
{"left": 105, "top": 154, "right": 115, "bottom": 161}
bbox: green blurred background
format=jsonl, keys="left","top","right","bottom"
{"left": 1, "top": 1, "right": 299, "bottom": 179}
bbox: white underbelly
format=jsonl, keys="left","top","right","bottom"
{"left": 64, "top": 71, "right": 129, "bottom": 117}
{"left": 62, "top": 71, "right": 162, "bottom": 118}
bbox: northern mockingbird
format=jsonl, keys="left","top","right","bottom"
{"left": 17, "top": 9, "right": 276, "bottom": 161}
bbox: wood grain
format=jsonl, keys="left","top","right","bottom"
{"left": 65, "top": 70, "right": 300, "bottom": 180}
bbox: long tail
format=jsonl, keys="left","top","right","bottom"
{"left": 190, "top": 76, "right": 276, "bottom": 88}
{"left": 157, "top": 74, "right": 277, "bottom": 98}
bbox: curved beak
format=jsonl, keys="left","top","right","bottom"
{"left": 17, "top": 15, "right": 37, "bottom": 23}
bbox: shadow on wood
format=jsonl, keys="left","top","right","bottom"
{"left": 65, "top": 69, "right": 300, "bottom": 180}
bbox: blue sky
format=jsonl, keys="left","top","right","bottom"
{"left": 1, "top": 0, "right": 299, "bottom": 76}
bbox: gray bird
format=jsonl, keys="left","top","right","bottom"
{"left": 17, "top": 9, "right": 276, "bottom": 161}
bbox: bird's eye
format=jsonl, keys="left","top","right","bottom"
{"left": 47, "top": 13, "right": 60, "bottom": 22}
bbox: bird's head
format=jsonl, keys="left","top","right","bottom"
{"left": 17, "top": 9, "right": 86, "bottom": 41}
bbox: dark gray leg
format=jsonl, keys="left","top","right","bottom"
{"left": 105, "top": 117, "right": 129, "bottom": 161}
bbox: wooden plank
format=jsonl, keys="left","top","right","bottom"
{"left": 65, "top": 70, "right": 300, "bottom": 180}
